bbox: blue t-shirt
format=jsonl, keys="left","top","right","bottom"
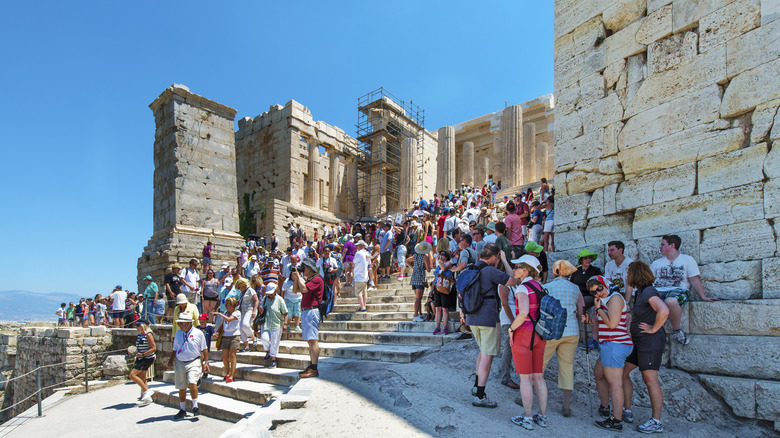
{"left": 197, "top": 325, "right": 214, "bottom": 348}
{"left": 464, "top": 261, "right": 511, "bottom": 327}
{"left": 379, "top": 229, "right": 392, "bottom": 253}
{"left": 420, "top": 199, "right": 428, "bottom": 209}
{"left": 531, "top": 209, "right": 544, "bottom": 226}
{"left": 218, "top": 285, "right": 241, "bottom": 312}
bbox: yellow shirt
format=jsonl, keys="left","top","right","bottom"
{"left": 172, "top": 303, "right": 200, "bottom": 336}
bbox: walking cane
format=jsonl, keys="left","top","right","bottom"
{"left": 584, "top": 316, "right": 593, "bottom": 417}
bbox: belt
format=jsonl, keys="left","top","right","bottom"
{"left": 302, "top": 306, "right": 318, "bottom": 311}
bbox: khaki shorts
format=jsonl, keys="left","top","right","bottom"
{"left": 173, "top": 358, "right": 202, "bottom": 389}
{"left": 221, "top": 335, "right": 240, "bottom": 350}
{"left": 471, "top": 324, "right": 501, "bottom": 356}
{"left": 542, "top": 335, "right": 578, "bottom": 390}
{"left": 354, "top": 281, "right": 368, "bottom": 298}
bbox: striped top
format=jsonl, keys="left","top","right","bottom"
{"left": 597, "top": 291, "right": 633, "bottom": 346}
{"left": 136, "top": 332, "right": 155, "bottom": 358}
{"left": 261, "top": 264, "right": 280, "bottom": 285}
{"left": 513, "top": 278, "right": 542, "bottom": 330}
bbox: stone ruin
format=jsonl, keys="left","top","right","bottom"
{"left": 551, "top": 0, "right": 779, "bottom": 427}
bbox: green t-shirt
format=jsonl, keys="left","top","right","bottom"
{"left": 261, "top": 296, "right": 288, "bottom": 331}
{"left": 495, "top": 235, "right": 512, "bottom": 258}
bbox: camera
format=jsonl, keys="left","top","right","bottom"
{"left": 296, "top": 264, "right": 306, "bottom": 274}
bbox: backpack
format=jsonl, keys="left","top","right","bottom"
{"left": 518, "top": 282, "right": 567, "bottom": 350}
{"left": 331, "top": 251, "right": 343, "bottom": 278}
{"left": 318, "top": 276, "right": 334, "bottom": 319}
{"left": 457, "top": 264, "right": 493, "bottom": 314}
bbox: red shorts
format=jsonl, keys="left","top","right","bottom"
{"left": 512, "top": 328, "right": 546, "bottom": 375}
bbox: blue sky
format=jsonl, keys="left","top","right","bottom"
{"left": 0, "top": 1, "right": 553, "bottom": 296}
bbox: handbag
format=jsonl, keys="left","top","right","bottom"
{"left": 436, "top": 274, "right": 454, "bottom": 294}
{"left": 215, "top": 325, "right": 223, "bottom": 350}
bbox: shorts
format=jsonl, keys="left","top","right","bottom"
{"left": 301, "top": 308, "right": 321, "bottom": 340}
{"left": 433, "top": 289, "right": 457, "bottom": 309}
{"left": 543, "top": 220, "right": 554, "bottom": 233}
{"left": 512, "top": 328, "right": 546, "bottom": 375}
{"left": 471, "top": 324, "right": 501, "bottom": 356}
{"left": 656, "top": 288, "right": 690, "bottom": 307}
{"left": 599, "top": 341, "right": 633, "bottom": 368}
{"left": 133, "top": 355, "right": 156, "bottom": 371}
{"left": 626, "top": 333, "right": 666, "bottom": 371}
{"left": 542, "top": 335, "right": 578, "bottom": 390}
{"left": 203, "top": 296, "right": 219, "bottom": 302}
{"left": 58, "top": 318, "right": 66, "bottom": 325}
{"left": 343, "top": 261, "right": 354, "bottom": 270}
{"left": 379, "top": 251, "right": 392, "bottom": 269}
{"left": 167, "top": 298, "right": 176, "bottom": 309}
{"left": 285, "top": 297, "right": 302, "bottom": 318}
{"left": 220, "top": 335, "right": 240, "bottom": 350}
{"left": 354, "top": 281, "right": 368, "bottom": 299}
{"left": 203, "top": 256, "right": 212, "bottom": 265}
{"left": 173, "top": 358, "right": 202, "bottom": 389}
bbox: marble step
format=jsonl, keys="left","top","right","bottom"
{"left": 338, "top": 295, "right": 416, "bottom": 304}
{"left": 262, "top": 339, "right": 433, "bottom": 363}
{"left": 328, "top": 311, "right": 415, "bottom": 321}
{"left": 318, "top": 319, "right": 459, "bottom": 333}
{"left": 331, "top": 302, "right": 415, "bottom": 312}
{"left": 150, "top": 381, "right": 258, "bottom": 423}
{"left": 284, "top": 329, "right": 459, "bottom": 346}
{"left": 208, "top": 361, "right": 301, "bottom": 386}
{"left": 161, "top": 370, "right": 286, "bottom": 405}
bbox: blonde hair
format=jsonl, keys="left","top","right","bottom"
{"left": 250, "top": 274, "right": 264, "bottom": 289}
{"left": 138, "top": 323, "right": 153, "bottom": 334}
{"left": 234, "top": 278, "right": 249, "bottom": 291}
{"left": 517, "top": 263, "right": 541, "bottom": 281}
{"left": 225, "top": 297, "right": 238, "bottom": 309}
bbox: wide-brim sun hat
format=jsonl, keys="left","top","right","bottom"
{"left": 577, "top": 248, "right": 598, "bottom": 264}
{"left": 357, "top": 240, "right": 367, "bottom": 247}
{"left": 176, "top": 294, "right": 189, "bottom": 304}
{"left": 510, "top": 255, "right": 541, "bottom": 274}
{"left": 486, "top": 221, "right": 496, "bottom": 231}
{"left": 177, "top": 312, "right": 193, "bottom": 323}
{"left": 415, "top": 241, "right": 432, "bottom": 254}
{"left": 301, "top": 257, "right": 318, "bottom": 272}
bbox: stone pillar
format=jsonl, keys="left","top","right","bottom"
{"left": 344, "top": 155, "right": 359, "bottom": 218}
{"left": 462, "top": 141, "right": 475, "bottom": 187}
{"left": 399, "top": 138, "right": 417, "bottom": 211}
{"left": 523, "top": 122, "right": 536, "bottom": 185}
{"left": 308, "top": 139, "right": 320, "bottom": 209}
{"left": 501, "top": 105, "right": 523, "bottom": 187}
{"left": 492, "top": 131, "right": 502, "bottom": 184}
{"left": 436, "top": 126, "right": 455, "bottom": 194}
{"left": 477, "top": 157, "right": 490, "bottom": 189}
{"left": 547, "top": 142, "right": 555, "bottom": 183}
{"left": 536, "top": 142, "right": 548, "bottom": 181}
{"left": 329, "top": 150, "right": 340, "bottom": 215}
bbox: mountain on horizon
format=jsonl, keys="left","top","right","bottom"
{"left": 0, "top": 290, "right": 84, "bottom": 323}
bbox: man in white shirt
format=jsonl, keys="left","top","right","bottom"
{"left": 650, "top": 234, "right": 716, "bottom": 346}
{"left": 443, "top": 208, "right": 459, "bottom": 237}
{"left": 483, "top": 222, "right": 498, "bottom": 244}
{"left": 165, "top": 312, "right": 209, "bottom": 420}
{"left": 604, "top": 241, "right": 633, "bottom": 302}
{"left": 109, "top": 286, "right": 127, "bottom": 328}
{"left": 353, "top": 240, "right": 371, "bottom": 312}
{"left": 181, "top": 259, "right": 201, "bottom": 303}
{"left": 243, "top": 255, "right": 262, "bottom": 278}
{"left": 464, "top": 201, "right": 481, "bottom": 223}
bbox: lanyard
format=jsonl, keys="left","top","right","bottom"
{"left": 177, "top": 327, "right": 193, "bottom": 355}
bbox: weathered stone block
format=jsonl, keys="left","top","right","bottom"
{"left": 726, "top": 19, "right": 780, "bottom": 79}
{"left": 670, "top": 334, "right": 780, "bottom": 380}
{"left": 90, "top": 326, "right": 107, "bottom": 336}
{"left": 603, "top": 0, "right": 646, "bottom": 32}
{"left": 566, "top": 170, "right": 624, "bottom": 194}
{"left": 633, "top": 183, "right": 764, "bottom": 239}
{"left": 555, "top": 221, "right": 588, "bottom": 251}
{"left": 751, "top": 101, "right": 780, "bottom": 144}
{"left": 1, "top": 335, "right": 16, "bottom": 346}
{"left": 585, "top": 213, "right": 634, "bottom": 246}
{"left": 636, "top": 229, "right": 701, "bottom": 265}
{"left": 587, "top": 188, "right": 604, "bottom": 218}
{"left": 699, "top": 375, "right": 756, "bottom": 418}
{"left": 698, "top": 143, "right": 768, "bottom": 194}
{"left": 756, "top": 380, "right": 780, "bottom": 421}
{"left": 648, "top": 0, "right": 671, "bottom": 13}
{"left": 765, "top": 179, "right": 780, "bottom": 219}
{"left": 614, "top": 162, "right": 696, "bottom": 211}
{"left": 699, "top": 0, "right": 760, "bottom": 53}
{"left": 673, "top": 0, "right": 737, "bottom": 32}
{"left": 764, "top": 258, "right": 780, "bottom": 298}
{"left": 699, "top": 260, "right": 763, "bottom": 299}
{"left": 556, "top": 192, "right": 592, "bottom": 225}
{"left": 602, "top": 122, "right": 623, "bottom": 158}
{"left": 603, "top": 18, "right": 647, "bottom": 69}
{"left": 555, "top": 1, "right": 610, "bottom": 39}
{"left": 700, "top": 220, "right": 776, "bottom": 264}
{"left": 647, "top": 30, "right": 699, "bottom": 76}
{"left": 56, "top": 328, "right": 90, "bottom": 339}
{"left": 764, "top": 0, "right": 780, "bottom": 24}
{"left": 690, "top": 299, "right": 780, "bottom": 336}
{"left": 554, "top": 129, "right": 602, "bottom": 173}
{"left": 721, "top": 57, "right": 780, "bottom": 117}
{"left": 637, "top": 4, "right": 673, "bottom": 44}
{"left": 83, "top": 338, "right": 98, "bottom": 346}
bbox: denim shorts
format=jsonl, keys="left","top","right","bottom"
{"left": 656, "top": 288, "right": 690, "bottom": 307}
{"left": 285, "top": 297, "right": 302, "bottom": 318}
{"left": 301, "top": 309, "right": 320, "bottom": 341}
{"left": 599, "top": 341, "right": 633, "bottom": 368}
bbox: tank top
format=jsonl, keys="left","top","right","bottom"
{"left": 203, "top": 280, "right": 219, "bottom": 299}
{"left": 136, "top": 332, "right": 155, "bottom": 358}
{"left": 597, "top": 291, "right": 633, "bottom": 346}
{"left": 515, "top": 279, "right": 542, "bottom": 330}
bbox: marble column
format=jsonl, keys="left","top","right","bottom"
{"left": 308, "top": 139, "right": 320, "bottom": 209}
{"left": 344, "top": 155, "right": 359, "bottom": 218}
{"left": 523, "top": 122, "right": 536, "bottom": 185}
{"left": 436, "top": 126, "right": 455, "bottom": 195}
{"left": 329, "top": 150, "right": 340, "bottom": 215}
{"left": 492, "top": 131, "right": 502, "bottom": 185}
{"left": 370, "top": 136, "right": 387, "bottom": 216}
{"left": 462, "top": 141, "right": 475, "bottom": 187}
{"left": 399, "top": 138, "right": 417, "bottom": 211}
{"left": 535, "top": 142, "right": 548, "bottom": 181}
{"left": 547, "top": 142, "right": 555, "bottom": 182}
{"left": 477, "top": 157, "right": 489, "bottom": 189}
{"left": 501, "top": 105, "right": 523, "bottom": 187}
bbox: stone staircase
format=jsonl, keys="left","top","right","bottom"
{"left": 148, "top": 275, "right": 461, "bottom": 426}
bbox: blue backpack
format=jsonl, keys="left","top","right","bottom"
{"left": 457, "top": 264, "right": 493, "bottom": 314}
{"left": 519, "top": 282, "right": 567, "bottom": 350}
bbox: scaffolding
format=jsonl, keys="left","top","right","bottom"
{"left": 356, "top": 87, "right": 425, "bottom": 217}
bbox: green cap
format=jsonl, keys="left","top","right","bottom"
{"left": 525, "top": 241, "right": 544, "bottom": 253}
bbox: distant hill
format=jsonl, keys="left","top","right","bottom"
{"left": 0, "top": 290, "right": 83, "bottom": 322}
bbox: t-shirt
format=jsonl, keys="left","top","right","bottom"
{"left": 443, "top": 216, "right": 459, "bottom": 235}
{"left": 631, "top": 285, "right": 665, "bottom": 340}
{"left": 651, "top": 254, "right": 700, "bottom": 291}
{"left": 243, "top": 261, "right": 261, "bottom": 279}
{"left": 164, "top": 273, "right": 182, "bottom": 298}
{"left": 379, "top": 229, "right": 392, "bottom": 253}
{"left": 223, "top": 310, "right": 241, "bottom": 336}
{"left": 463, "top": 261, "right": 511, "bottom": 327}
{"left": 316, "top": 256, "right": 337, "bottom": 279}
{"left": 239, "top": 287, "right": 257, "bottom": 313}
{"left": 56, "top": 307, "right": 65, "bottom": 318}
{"left": 530, "top": 209, "right": 544, "bottom": 227}
{"left": 512, "top": 278, "right": 542, "bottom": 330}
{"left": 353, "top": 249, "right": 370, "bottom": 283}
{"left": 570, "top": 265, "right": 604, "bottom": 296}
{"left": 197, "top": 325, "right": 214, "bottom": 349}
{"left": 173, "top": 327, "right": 208, "bottom": 362}
{"left": 110, "top": 290, "right": 127, "bottom": 311}
{"left": 181, "top": 268, "right": 200, "bottom": 293}
{"left": 143, "top": 282, "right": 159, "bottom": 299}
{"left": 343, "top": 241, "right": 356, "bottom": 263}
{"left": 503, "top": 213, "right": 524, "bottom": 246}
{"left": 301, "top": 275, "right": 325, "bottom": 309}
{"left": 604, "top": 257, "right": 634, "bottom": 294}
{"left": 457, "top": 247, "right": 477, "bottom": 267}
{"left": 65, "top": 307, "right": 75, "bottom": 319}
{"left": 261, "top": 296, "right": 288, "bottom": 331}
{"left": 464, "top": 208, "right": 480, "bottom": 223}
{"left": 218, "top": 285, "right": 240, "bottom": 312}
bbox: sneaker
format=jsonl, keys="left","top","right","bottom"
{"left": 397, "top": 275, "right": 404, "bottom": 279}
{"left": 141, "top": 389, "right": 154, "bottom": 401}
{"left": 533, "top": 413, "right": 548, "bottom": 427}
{"left": 432, "top": 327, "right": 441, "bottom": 335}
{"left": 472, "top": 394, "right": 497, "bottom": 408}
{"left": 595, "top": 415, "right": 623, "bottom": 431}
{"left": 173, "top": 409, "right": 187, "bottom": 420}
{"left": 368, "top": 287, "right": 377, "bottom": 291}
{"left": 637, "top": 418, "right": 664, "bottom": 434}
{"left": 294, "top": 326, "right": 302, "bottom": 332}
{"left": 357, "top": 308, "right": 367, "bottom": 312}
{"left": 268, "top": 360, "right": 277, "bottom": 369}
{"left": 623, "top": 408, "right": 634, "bottom": 423}
{"left": 139, "top": 397, "right": 153, "bottom": 406}
{"left": 443, "top": 327, "right": 450, "bottom": 335}
{"left": 598, "top": 405, "right": 611, "bottom": 417}
{"left": 252, "top": 339, "right": 259, "bottom": 347}
{"left": 511, "top": 415, "right": 535, "bottom": 430}
{"left": 412, "top": 315, "right": 425, "bottom": 322}
{"left": 471, "top": 386, "right": 478, "bottom": 396}
{"left": 674, "top": 329, "right": 690, "bottom": 345}
{"left": 192, "top": 407, "right": 200, "bottom": 417}
{"left": 264, "top": 352, "right": 271, "bottom": 361}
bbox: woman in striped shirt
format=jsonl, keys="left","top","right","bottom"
{"left": 129, "top": 319, "right": 157, "bottom": 405}
{"left": 588, "top": 275, "right": 632, "bottom": 432}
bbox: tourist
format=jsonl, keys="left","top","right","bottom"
{"left": 622, "top": 260, "right": 670, "bottom": 434}
{"left": 369, "top": 237, "right": 380, "bottom": 288}
{"left": 243, "top": 255, "right": 262, "bottom": 279}
{"left": 216, "top": 262, "right": 231, "bottom": 283}
{"left": 92, "top": 296, "right": 104, "bottom": 326}
{"left": 258, "top": 287, "right": 288, "bottom": 368}
{"left": 512, "top": 193, "right": 531, "bottom": 242}
{"left": 377, "top": 222, "right": 394, "bottom": 279}
{"left": 166, "top": 312, "right": 209, "bottom": 419}
{"left": 472, "top": 226, "right": 486, "bottom": 254}
{"left": 109, "top": 286, "right": 127, "bottom": 328}
{"left": 55, "top": 303, "right": 66, "bottom": 326}
{"left": 125, "top": 292, "right": 138, "bottom": 327}
{"left": 464, "top": 201, "right": 480, "bottom": 223}
{"left": 407, "top": 240, "right": 433, "bottom": 323}
{"left": 508, "top": 255, "right": 548, "bottom": 429}
{"left": 238, "top": 246, "right": 249, "bottom": 267}
{"left": 202, "top": 241, "right": 213, "bottom": 274}
{"left": 196, "top": 313, "right": 214, "bottom": 355}
{"left": 463, "top": 243, "right": 519, "bottom": 408}
{"left": 142, "top": 275, "right": 158, "bottom": 322}
{"left": 66, "top": 302, "right": 75, "bottom": 327}
{"left": 528, "top": 201, "right": 544, "bottom": 244}
{"left": 442, "top": 207, "right": 459, "bottom": 239}
{"left": 216, "top": 297, "right": 240, "bottom": 382}
{"left": 493, "top": 246, "right": 518, "bottom": 392}
{"left": 650, "top": 234, "right": 716, "bottom": 345}
{"left": 604, "top": 240, "right": 634, "bottom": 303}
{"left": 571, "top": 249, "right": 603, "bottom": 350}
{"left": 540, "top": 178, "right": 550, "bottom": 201}
{"left": 75, "top": 298, "right": 85, "bottom": 327}
{"left": 293, "top": 257, "right": 323, "bottom": 378}
{"left": 483, "top": 221, "right": 497, "bottom": 245}
{"left": 353, "top": 240, "right": 371, "bottom": 312}
{"left": 164, "top": 263, "right": 183, "bottom": 323}
{"left": 129, "top": 319, "right": 156, "bottom": 405}
{"left": 432, "top": 249, "right": 456, "bottom": 333}
{"left": 341, "top": 234, "right": 356, "bottom": 286}
{"left": 288, "top": 223, "right": 296, "bottom": 248}
{"left": 173, "top": 293, "right": 199, "bottom": 337}
{"left": 395, "top": 224, "right": 408, "bottom": 279}
{"left": 541, "top": 260, "right": 583, "bottom": 417}
{"left": 201, "top": 269, "right": 219, "bottom": 323}
{"left": 503, "top": 202, "right": 524, "bottom": 259}
{"left": 451, "top": 235, "right": 478, "bottom": 278}
{"left": 523, "top": 241, "right": 549, "bottom": 283}
{"left": 588, "top": 275, "right": 632, "bottom": 431}
{"left": 181, "top": 259, "right": 201, "bottom": 307}
{"left": 238, "top": 276, "right": 259, "bottom": 351}
{"left": 282, "top": 255, "right": 303, "bottom": 332}
{"left": 542, "top": 195, "right": 554, "bottom": 252}
{"left": 260, "top": 258, "right": 281, "bottom": 297}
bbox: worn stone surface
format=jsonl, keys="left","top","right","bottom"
{"left": 615, "top": 162, "right": 696, "bottom": 212}
{"left": 555, "top": 192, "right": 592, "bottom": 225}
{"left": 672, "top": 0, "right": 739, "bottom": 32}
{"left": 603, "top": 0, "right": 646, "bottom": 32}
{"left": 690, "top": 299, "right": 780, "bottom": 336}
{"left": 765, "top": 179, "right": 780, "bottom": 220}
{"left": 699, "top": 375, "right": 757, "bottom": 418}
{"left": 755, "top": 380, "right": 780, "bottom": 421}
{"left": 721, "top": 57, "right": 780, "bottom": 117}
{"left": 637, "top": 4, "right": 673, "bottom": 44}
{"left": 698, "top": 0, "right": 760, "bottom": 53}
{"left": 647, "top": 30, "right": 700, "bottom": 76}
{"left": 763, "top": 0, "right": 780, "bottom": 24}
{"left": 636, "top": 230, "right": 701, "bottom": 265}
{"left": 554, "top": 221, "right": 588, "bottom": 251}
{"left": 700, "top": 220, "right": 776, "bottom": 264}
{"left": 585, "top": 213, "right": 634, "bottom": 246}
{"left": 699, "top": 260, "right": 763, "bottom": 299}
{"left": 726, "top": 18, "right": 780, "bottom": 78}
{"left": 763, "top": 258, "right": 780, "bottom": 298}
{"left": 671, "top": 334, "right": 780, "bottom": 380}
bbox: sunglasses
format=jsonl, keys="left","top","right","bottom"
{"left": 592, "top": 285, "right": 605, "bottom": 292}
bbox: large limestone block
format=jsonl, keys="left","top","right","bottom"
{"left": 603, "top": 19, "right": 647, "bottom": 69}
{"left": 751, "top": 101, "right": 780, "bottom": 144}
{"left": 646, "top": 30, "right": 700, "bottom": 76}
{"left": 603, "top": 0, "right": 646, "bottom": 32}
{"left": 636, "top": 229, "right": 701, "bottom": 264}
{"left": 555, "top": 82, "right": 581, "bottom": 115}
{"left": 636, "top": 4, "right": 673, "bottom": 44}
{"left": 726, "top": 19, "right": 780, "bottom": 78}
{"left": 670, "top": 334, "right": 780, "bottom": 380}
{"left": 555, "top": 221, "right": 588, "bottom": 251}
{"left": 585, "top": 213, "right": 634, "bottom": 246}
{"left": 614, "top": 162, "right": 696, "bottom": 212}
{"left": 554, "top": 129, "right": 602, "bottom": 173}
{"left": 700, "top": 220, "right": 776, "bottom": 264}
{"left": 602, "top": 122, "right": 623, "bottom": 158}
{"left": 690, "top": 299, "right": 780, "bottom": 336}
{"left": 764, "top": 258, "right": 780, "bottom": 298}
{"left": 603, "top": 60, "right": 626, "bottom": 92}
{"left": 764, "top": 0, "right": 780, "bottom": 24}
{"left": 755, "top": 381, "right": 780, "bottom": 421}
{"left": 580, "top": 93, "right": 624, "bottom": 133}
{"left": 672, "top": 0, "right": 739, "bottom": 32}
{"left": 698, "top": 0, "right": 760, "bottom": 53}
{"left": 554, "top": 52, "right": 585, "bottom": 92}
{"left": 587, "top": 188, "right": 604, "bottom": 219}
{"left": 554, "top": 0, "right": 610, "bottom": 39}
{"left": 721, "top": 57, "right": 780, "bottom": 118}
{"left": 699, "top": 375, "right": 757, "bottom": 418}
{"left": 554, "top": 109, "right": 583, "bottom": 145}
{"left": 603, "top": 183, "right": 618, "bottom": 215}
{"left": 698, "top": 143, "right": 768, "bottom": 194}
{"left": 648, "top": 0, "right": 671, "bottom": 13}
{"left": 566, "top": 170, "right": 624, "bottom": 194}
{"left": 632, "top": 183, "right": 764, "bottom": 238}
{"left": 556, "top": 192, "right": 592, "bottom": 225}
{"left": 765, "top": 180, "right": 780, "bottom": 219}
{"left": 699, "top": 260, "right": 763, "bottom": 299}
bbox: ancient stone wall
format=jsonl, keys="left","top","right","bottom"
{"left": 553, "top": 0, "right": 779, "bottom": 427}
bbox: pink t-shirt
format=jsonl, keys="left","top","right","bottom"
{"left": 503, "top": 213, "right": 524, "bottom": 246}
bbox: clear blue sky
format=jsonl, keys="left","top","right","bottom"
{"left": 0, "top": 1, "right": 553, "bottom": 296}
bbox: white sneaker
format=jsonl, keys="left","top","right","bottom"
{"left": 139, "top": 390, "right": 154, "bottom": 405}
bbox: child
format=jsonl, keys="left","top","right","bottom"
{"left": 66, "top": 302, "right": 75, "bottom": 326}
{"left": 55, "top": 303, "right": 66, "bottom": 326}
{"left": 197, "top": 313, "right": 215, "bottom": 354}
{"left": 94, "top": 295, "right": 107, "bottom": 326}
{"left": 258, "top": 288, "right": 287, "bottom": 368}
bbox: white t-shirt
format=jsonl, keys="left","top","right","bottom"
{"left": 353, "top": 249, "right": 370, "bottom": 283}
{"left": 239, "top": 287, "right": 257, "bottom": 313}
{"left": 604, "top": 257, "right": 633, "bottom": 294}
{"left": 223, "top": 310, "right": 241, "bottom": 336}
{"left": 464, "top": 208, "right": 480, "bottom": 223}
{"left": 110, "top": 290, "right": 127, "bottom": 311}
{"left": 181, "top": 267, "right": 201, "bottom": 292}
{"left": 650, "top": 254, "right": 700, "bottom": 291}
{"left": 443, "top": 215, "right": 458, "bottom": 234}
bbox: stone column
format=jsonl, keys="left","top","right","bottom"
{"left": 329, "top": 150, "right": 340, "bottom": 215}
{"left": 477, "top": 157, "right": 489, "bottom": 189}
{"left": 399, "top": 138, "right": 417, "bottom": 211}
{"left": 344, "top": 155, "right": 359, "bottom": 218}
{"left": 523, "top": 122, "right": 536, "bottom": 185}
{"left": 436, "top": 126, "right": 455, "bottom": 194}
{"left": 308, "top": 139, "right": 320, "bottom": 209}
{"left": 536, "top": 142, "right": 548, "bottom": 181}
{"left": 547, "top": 142, "right": 555, "bottom": 183}
{"left": 492, "top": 131, "right": 502, "bottom": 184}
{"left": 462, "top": 141, "right": 475, "bottom": 187}
{"left": 501, "top": 105, "right": 523, "bottom": 187}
